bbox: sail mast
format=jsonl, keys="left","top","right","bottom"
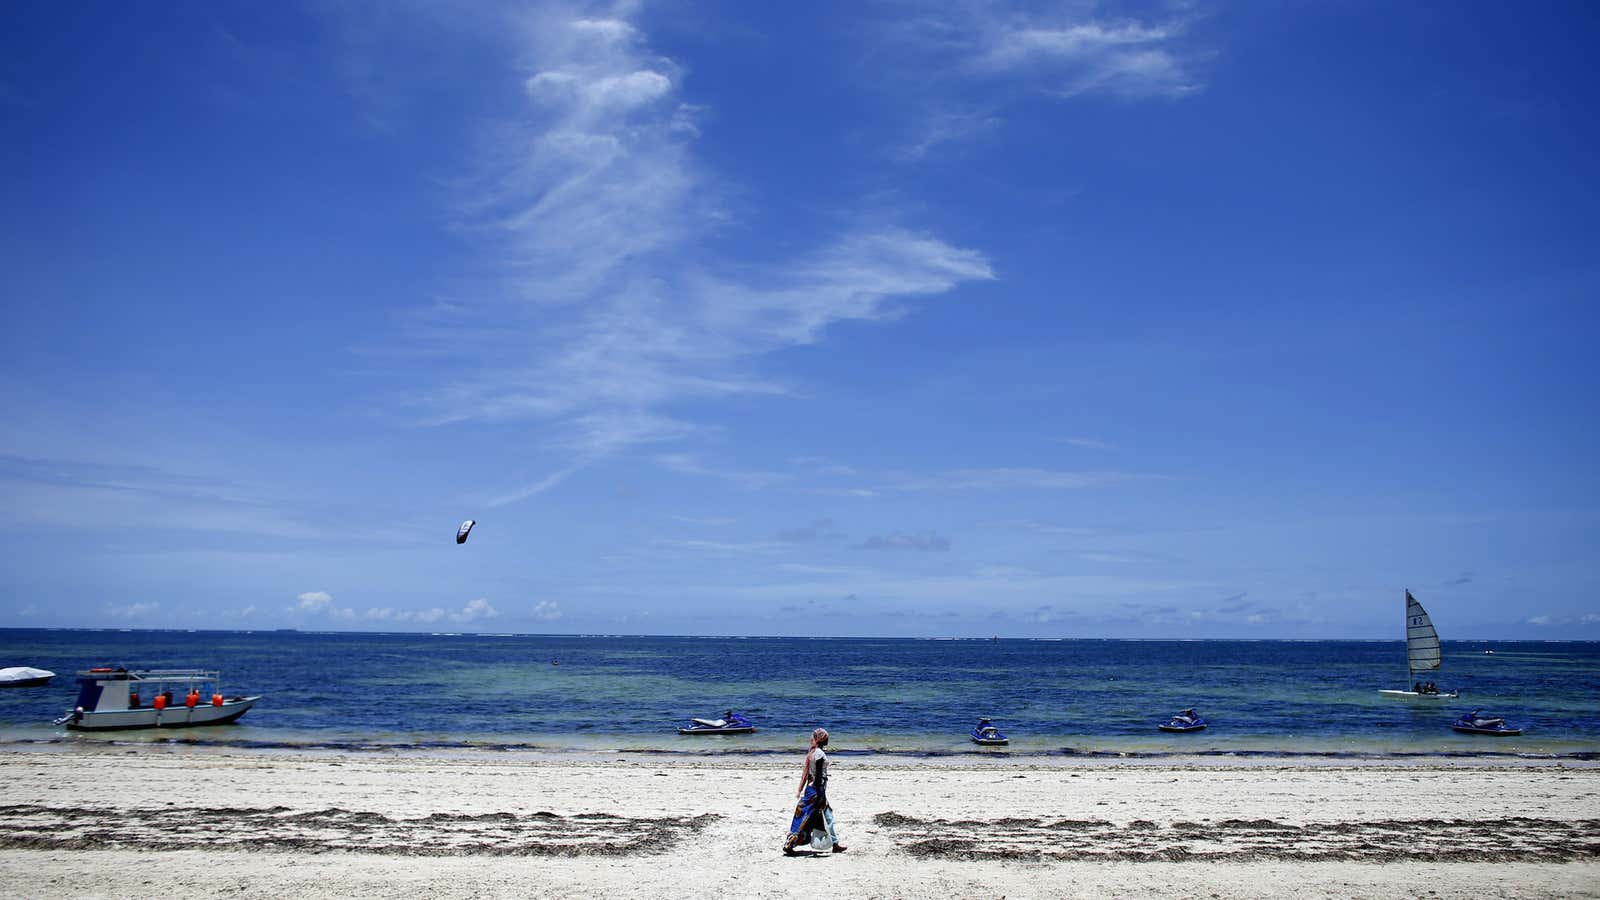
{"left": 1405, "top": 591, "right": 1413, "bottom": 685}
{"left": 1407, "top": 591, "right": 1415, "bottom": 685}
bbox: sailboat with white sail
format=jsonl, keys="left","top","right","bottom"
{"left": 1378, "top": 590, "right": 1458, "bottom": 699}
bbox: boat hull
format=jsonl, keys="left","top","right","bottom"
{"left": 1158, "top": 723, "right": 1207, "bottom": 733}
{"left": 0, "top": 667, "right": 55, "bottom": 688}
{"left": 64, "top": 698, "right": 259, "bottom": 731}
{"left": 971, "top": 738, "right": 1009, "bottom": 746}
{"left": 1378, "top": 690, "right": 1458, "bottom": 699}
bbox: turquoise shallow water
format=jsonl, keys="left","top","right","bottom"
{"left": 0, "top": 629, "right": 1595, "bottom": 758}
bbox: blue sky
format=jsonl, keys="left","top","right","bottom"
{"left": 2, "top": 1, "right": 1596, "bottom": 638}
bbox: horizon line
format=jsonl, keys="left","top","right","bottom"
{"left": 2, "top": 625, "right": 1595, "bottom": 643}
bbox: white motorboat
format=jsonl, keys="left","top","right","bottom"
{"left": 0, "top": 666, "right": 55, "bottom": 688}
{"left": 55, "top": 667, "right": 260, "bottom": 730}
{"left": 1377, "top": 590, "right": 1458, "bottom": 699}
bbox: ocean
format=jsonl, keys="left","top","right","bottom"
{"left": 1, "top": 629, "right": 1596, "bottom": 759}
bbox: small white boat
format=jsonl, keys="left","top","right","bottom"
{"left": 1378, "top": 590, "right": 1458, "bottom": 699}
{"left": 55, "top": 668, "right": 260, "bottom": 731}
{"left": 0, "top": 667, "right": 55, "bottom": 687}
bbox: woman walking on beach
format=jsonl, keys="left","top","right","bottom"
{"left": 783, "top": 727, "right": 846, "bottom": 855}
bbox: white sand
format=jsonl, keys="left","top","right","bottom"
{"left": 1, "top": 747, "right": 1596, "bottom": 898}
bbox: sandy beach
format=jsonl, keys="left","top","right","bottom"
{"left": 1, "top": 747, "right": 1596, "bottom": 898}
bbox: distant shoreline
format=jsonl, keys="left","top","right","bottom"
{"left": 3, "top": 626, "right": 1597, "bottom": 642}
{"left": 3, "top": 736, "right": 1596, "bottom": 767}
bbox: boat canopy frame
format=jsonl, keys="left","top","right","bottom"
{"left": 77, "top": 668, "right": 223, "bottom": 684}
{"left": 73, "top": 669, "right": 231, "bottom": 714}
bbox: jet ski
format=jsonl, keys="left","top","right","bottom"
{"left": 970, "top": 718, "right": 1009, "bottom": 746}
{"left": 1158, "top": 708, "right": 1207, "bottom": 733}
{"left": 1452, "top": 711, "right": 1521, "bottom": 736}
{"left": 677, "top": 711, "right": 755, "bottom": 735}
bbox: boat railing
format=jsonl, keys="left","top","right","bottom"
{"left": 77, "top": 669, "right": 223, "bottom": 684}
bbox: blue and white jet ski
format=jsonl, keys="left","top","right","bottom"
{"left": 678, "top": 711, "right": 755, "bottom": 735}
{"left": 1158, "top": 708, "right": 1207, "bottom": 733}
{"left": 1452, "top": 711, "right": 1521, "bottom": 736}
{"left": 970, "top": 718, "right": 1009, "bottom": 746}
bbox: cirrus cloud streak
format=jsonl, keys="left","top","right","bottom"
{"left": 403, "top": 8, "right": 994, "bottom": 501}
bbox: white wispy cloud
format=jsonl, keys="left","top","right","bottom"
{"left": 678, "top": 569, "right": 1222, "bottom": 611}
{"left": 979, "top": 518, "right": 1105, "bottom": 536}
{"left": 1524, "top": 613, "right": 1599, "bottom": 627}
{"left": 363, "top": 598, "right": 496, "bottom": 625}
{"left": 405, "top": 9, "right": 994, "bottom": 501}
{"left": 861, "top": 530, "right": 951, "bottom": 551}
{"left": 974, "top": 564, "right": 1037, "bottom": 578}
{"left": 671, "top": 514, "right": 737, "bottom": 527}
{"left": 882, "top": 2, "right": 1206, "bottom": 159}
{"left": 1052, "top": 436, "right": 1113, "bottom": 450}
{"left": 365, "top": 606, "right": 445, "bottom": 625}
{"left": 648, "top": 537, "right": 786, "bottom": 556}
{"left": 485, "top": 465, "right": 580, "bottom": 508}
{"left": 800, "top": 486, "right": 882, "bottom": 498}
{"left": 774, "top": 562, "right": 875, "bottom": 577}
{"left": 896, "top": 467, "right": 1152, "bottom": 491}
{"left": 894, "top": 107, "right": 1004, "bottom": 161}
{"left": 296, "top": 590, "right": 334, "bottom": 612}
{"left": 104, "top": 601, "right": 160, "bottom": 620}
{"left": 959, "top": 4, "right": 1203, "bottom": 99}
{"left": 790, "top": 456, "right": 857, "bottom": 476}
{"left": 781, "top": 464, "right": 1157, "bottom": 498}
{"left": 0, "top": 454, "right": 429, "bottom": 548}
{"left": 776, "top": 518, "right": 844, "bottom": 542}
{"left": 653, "top": 453, "right": 788, "bottom": 489}
{"left": 453, "top": 598, "right": 498, "bottom": 623}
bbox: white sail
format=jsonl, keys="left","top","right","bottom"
{"left": 1405, "top": 590, "right": 1441, "bottom": 678}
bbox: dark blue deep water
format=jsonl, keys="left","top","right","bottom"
{"left": 1, "top": 630, "right": 1596, "bottom": 758}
